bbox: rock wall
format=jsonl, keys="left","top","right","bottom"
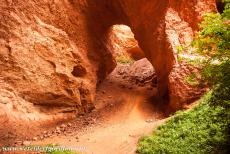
{"left": 167, "top": 0, "right": 216, "bottom": 58}
{"left": 169, "top": 0, "right": 216, "bottom": 30}
{"left": 0, "top": 0, "right": 170, "bottom": 119}
{"left": 110, "top": 25, "right": 145, "bottom": 61}
{"left": 166, "top": 0, "right": 216, "bottom": 109}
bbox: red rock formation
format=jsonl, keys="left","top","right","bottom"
{"left": 0, "top": 0, "right": 172, "bottom": 117}
{"left": 169, "top": 0, "right": 217, "bottom": 30}
{"left": 110, "top": 25, "right": 145, "bottom": 61}
{"left": 0, "top": 0, "right": 216, "bottom": 143}
{"left": 114, "top": 0, "right": 175, "bottom": 99}
{"left": 167, "top": 0, "right": 216, "bottom": 109}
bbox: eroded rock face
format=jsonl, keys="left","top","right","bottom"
{"left": 0, "top": 5, "right": 98, "bottom": 125}
{"left": 169, "top": 0, "right": 216, "bottom": 30}
{"left": 0, "top": 0, "right": 170, "bottom": 118}
{"left": 0, "top": 0, "right": 216, "bottom": 142}
{"left": 169, "top": 62, "right": 208, "bottom": 111}
{"left": 110, "top": 25, "right": 145, "bottom": 60}
{"left": 167, "top": 0, "right": 216, "bottom": 60}
{"left": 166, "top": 0, "right": 216, "bottom": 109}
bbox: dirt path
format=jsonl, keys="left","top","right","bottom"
{"left": 32, "top": 64, "right": 169, "bottom": 154}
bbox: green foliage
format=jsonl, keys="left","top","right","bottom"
{"left": 176, "top": 45, "right": 184, "bottom": 54}
{"left": 116, "top": 55, "right": 134, "bottom": 64}
{"left": 137, "top": 87, "right": 230, "bottom": 154}
{"left": 191, "top": 0, "right": 230, "bottom": 86}
{"left": 223, "top": 0, "right": 230, "bottom": 18}
{"left": 184, "top": 73, "right": 198, "bottom": 86}
{"left": 180, "top": 56, "right": 204, "bottom": 67}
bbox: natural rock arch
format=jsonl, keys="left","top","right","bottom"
{"left": 0, "top": 0, "right": 217, "bottom": 144}
{"left": 86, "top": 0, "right": 175, "bottom": 99}
{"left": 0, "top": 0, "right": 216, "bottom": 116}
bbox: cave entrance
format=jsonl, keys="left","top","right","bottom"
{"left": 94, "top": 25, "right": 161, "bottom": 122}
{"left": 107, "top": 25, "right": 157, "bottom": 88}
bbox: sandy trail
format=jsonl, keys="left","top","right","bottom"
{"left": 33, "top": 66, "right": 168, "bottom": 154}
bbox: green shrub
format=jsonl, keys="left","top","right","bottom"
{"left": 191, "top": 0, "right": 230, "bottom": 86}
{"left": 137, "top": 87, "right": 230, "bottom": 154}
{"left": 184, "top": 73, "right": 198, "bottom": 86}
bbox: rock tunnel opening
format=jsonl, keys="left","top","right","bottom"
{"left": 105, "top": 24, "right": 157, "bottom": 90}
{"left": 93, "top": 24, "right": 161, "bottom": 124}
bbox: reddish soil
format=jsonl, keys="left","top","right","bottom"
{"left": 29, "top": 63, "right": 170, "bottom": 154}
